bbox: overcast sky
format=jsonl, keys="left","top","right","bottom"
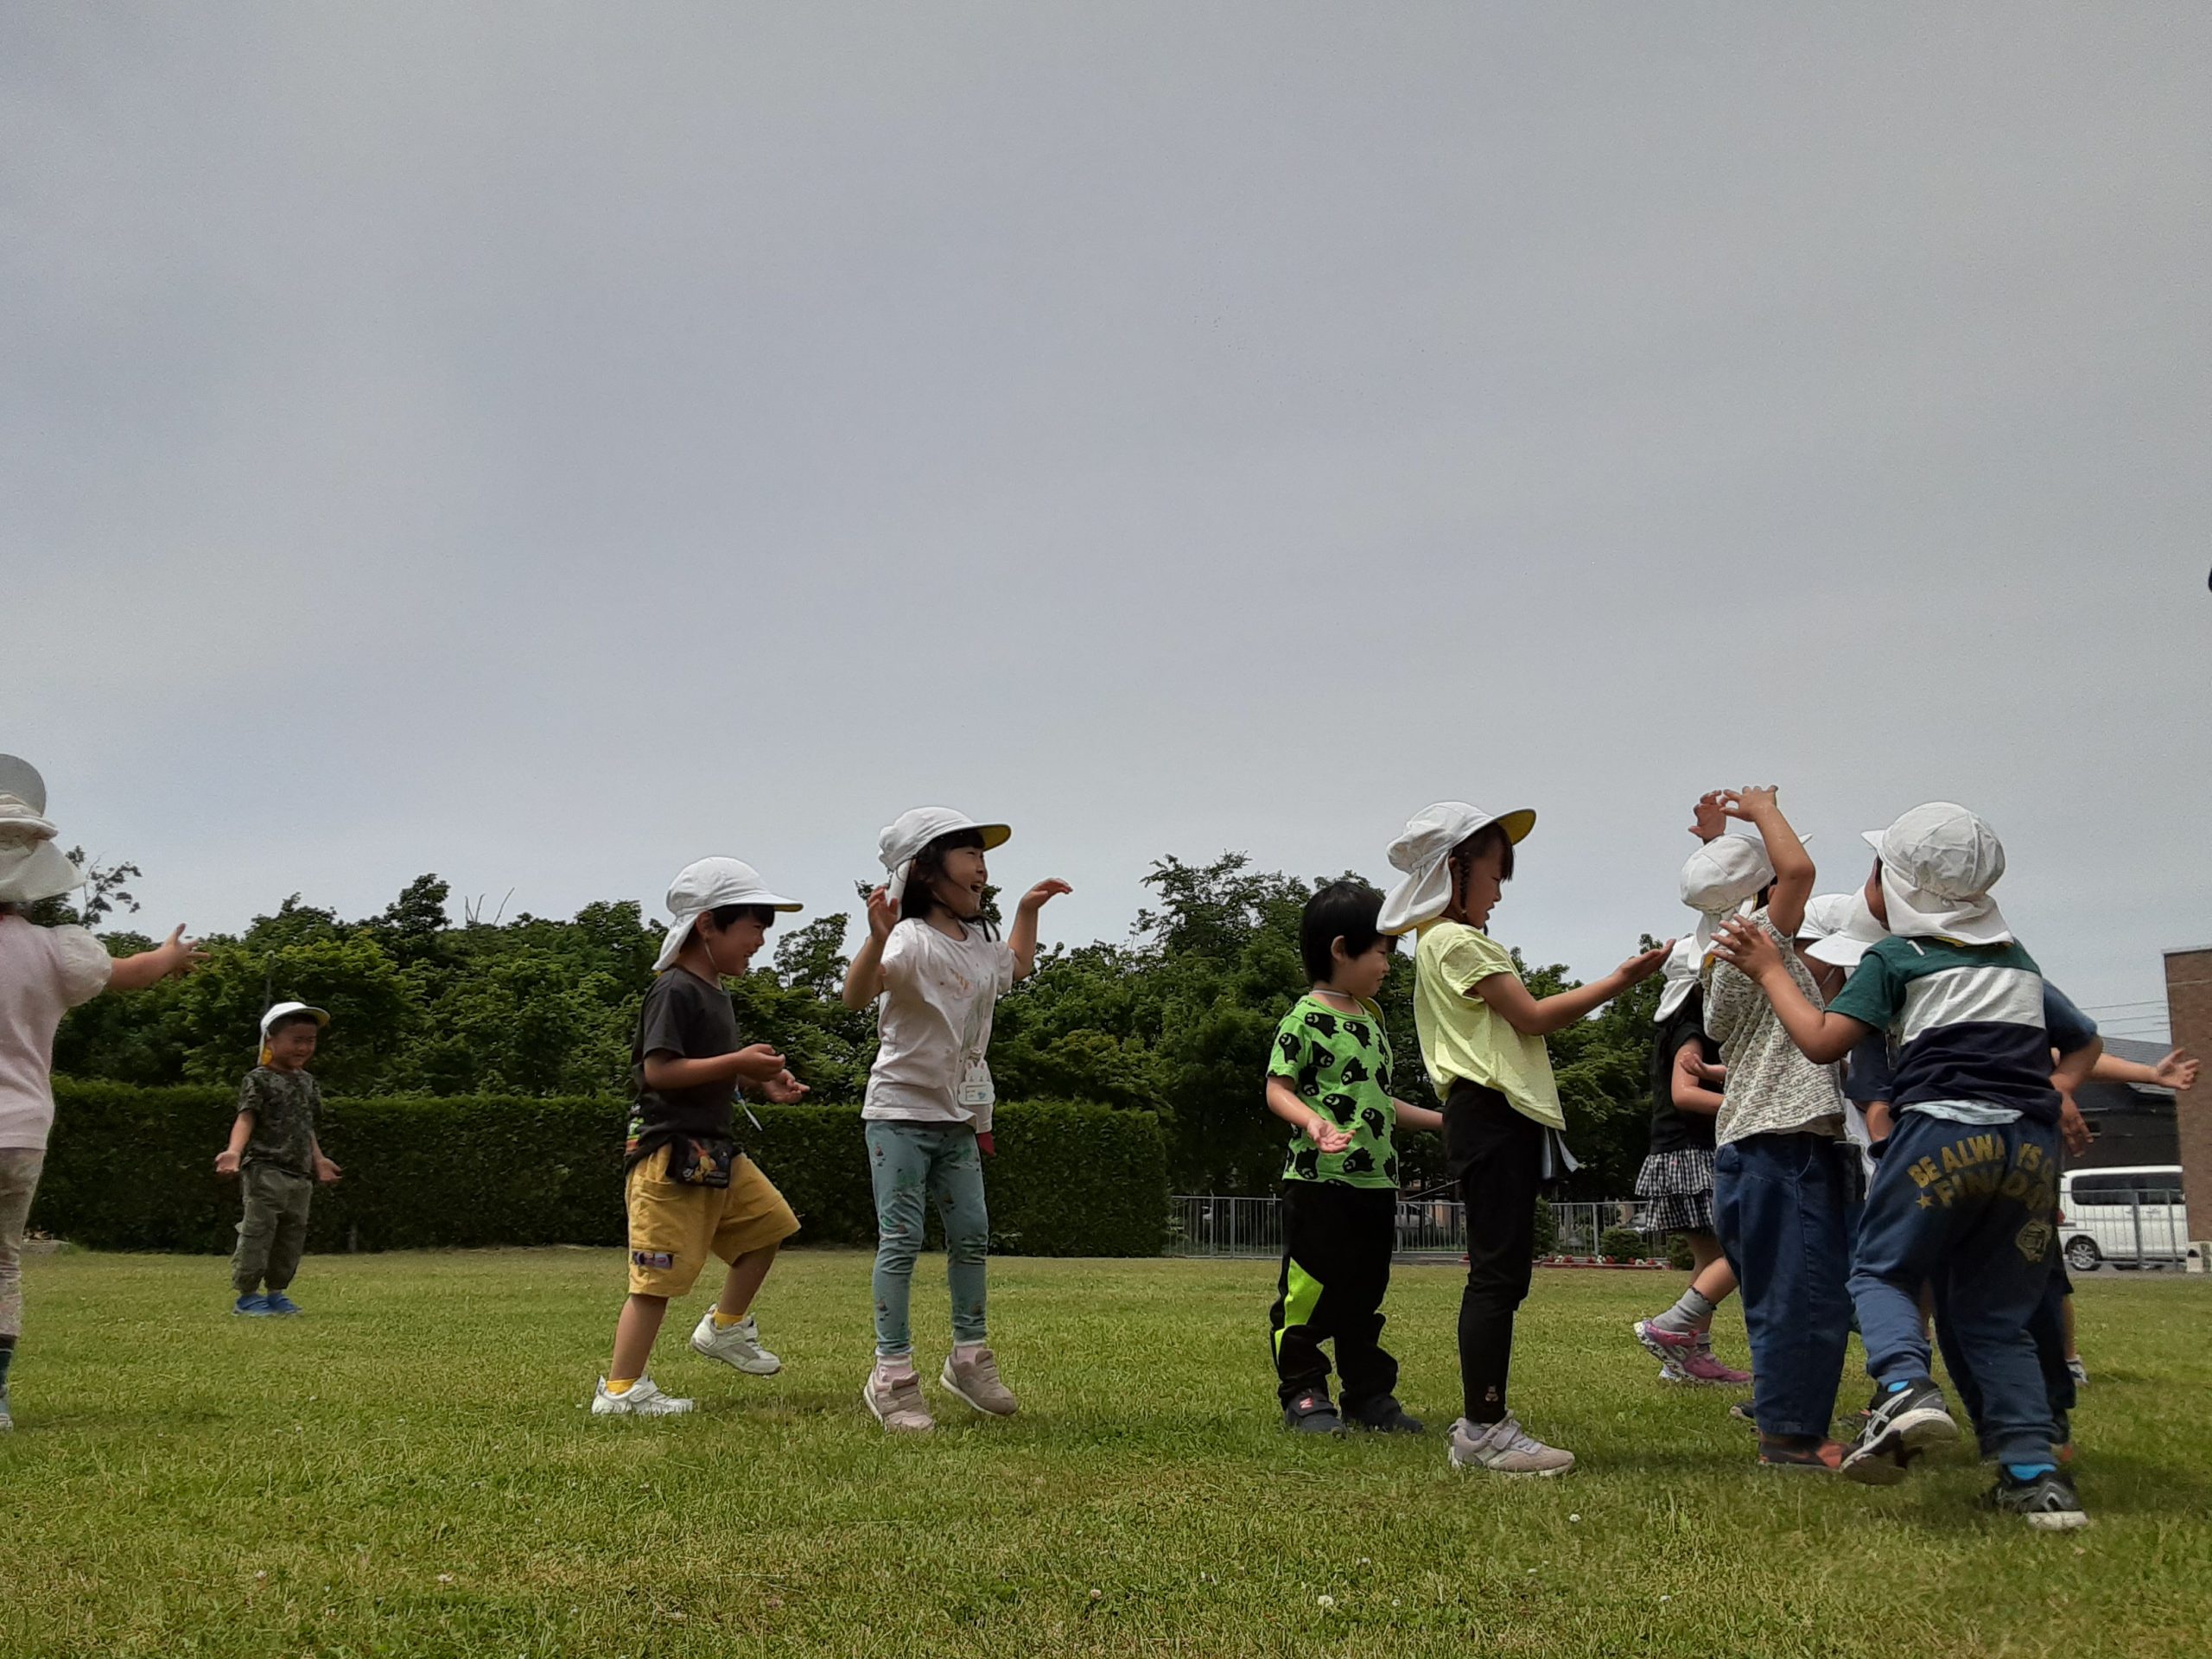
{"left": 5, "top": 5, "right": 2206, "bottom": 1041}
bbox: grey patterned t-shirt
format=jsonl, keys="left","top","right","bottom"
{"left": 1701, "top": 910, "right": 1845, "bottom": 1146}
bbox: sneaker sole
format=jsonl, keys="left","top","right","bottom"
{"left": 1841, "top": 1410, "right": 1957, "bottom": 1486}
{"left": 1448, "top": 1453, "right": 1574, "bottom": 1478}
{"left": 939, "top": 1367, "right": 1018, "bottom": 1417}
{"left": 690, "top": 1337, "right": 780, "bottom": 1376}
{"left": 2023, "top": 1510, "right": 2092, "bottom": 1532}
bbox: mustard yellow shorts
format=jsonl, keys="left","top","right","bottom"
{"left": 625, "top": 1145, "right": 799, "bottom": 1298}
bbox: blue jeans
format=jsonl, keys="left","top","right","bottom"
{"left": 1713, "top": 1132, "right": 1857, "bottom": 1440}
{"left": 867, "top": 1120, "right": 989, "bottom": 1358}
{"left": 1850, "top": 1109, "right": 2060, "bottom": 1463}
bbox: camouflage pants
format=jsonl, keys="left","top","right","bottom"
{"left": 0, "top": 1149, "right": 44, "bottom": 1339}
{"left": 233, "top": 1164, "right": 314, "bottom": 1294}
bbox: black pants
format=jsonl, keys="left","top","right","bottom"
{"left": 1446, "top": 1081, "right": 1543, "bottom": 1424}
{"left": 1269, "top": 1182, "right": 1398, "bottom": 1412}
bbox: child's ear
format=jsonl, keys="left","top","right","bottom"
{"left": 1331, "top": 936, "right": 1351, "bottom": 965}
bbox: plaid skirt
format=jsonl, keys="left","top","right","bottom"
{"left": 1633, "top": 1147, "right": 1717, "bottom": 1236}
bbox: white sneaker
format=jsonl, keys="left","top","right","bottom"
{"left": 591, "top": 1376, "right": 695, "bottom": 1417}
{"left": 1447, "top": 1413, "right": 1575, "bottom": 1477}
{"left": 690, "top": 1311, "right": 781, "bottom": 1376}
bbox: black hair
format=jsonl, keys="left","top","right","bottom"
{"left": 266, "top": 1011, "right": 321, "bottom": 1038}
{"left": 1300, "top": 879, "right": 1392, "bottom": 985}
{"left": 899, "top": 829, "right": 990, "bottom": 926}
{"left": 702, "top": 903, "right": 779, "bottom": 936}
{"left": 1446, "top": 821, "right": 1516, "bottom": 917}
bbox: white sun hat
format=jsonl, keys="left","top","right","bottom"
{"left": 0, "top": 757, "right": 86, "bottom": 906}
{"left": 0, "top": 754, "right": 48, "bottom": 814}
{"left": 1678, "top": 835, "right": 1775, "bottom": 953}
{"left": 1799, "top": 890, "right": 1886, "bottom": 969}
{"left": 877, "top": 807, "right": 1012, "bottom": 905}
{"left": 1862, "top": 802, "right": 2011, "bottom": 945}
{"left": 1377, "top": 801, "right": 1536, "bottom": 935}
{"left": 1653, "top": 936, "right": 1703, "bottom": 1022}
{"left": 653, "top": 857, "right": 804, "bottom": 972}
{"left": 260, "top": 1001, "right": 332, "bottom": 1034}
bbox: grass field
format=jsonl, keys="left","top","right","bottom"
{"left": 3, "top": 1248, "right": 2209, "bottom": 1657}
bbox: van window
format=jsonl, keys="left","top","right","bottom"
{"left": 2067, "top": 1173, "right": 2134, "bottom": 1203}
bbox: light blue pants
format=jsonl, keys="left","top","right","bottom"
{"left": 867, "top": 1120, "right": 989, "bottom": 1357}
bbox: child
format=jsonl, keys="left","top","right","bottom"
{"left": 1694, "top": 787, "right": 1859, "bottom": 1471}
{"left": 1629, "top": 938, "right": 1751, "bottom": 1387}
{"left": 1630, "top": 793, "right": 1751, "bottom": 1387}
{"left": 1713, "top": 802, "right": 2102, "bottom": 1528}
{"left": 214, "top": 1002, "right": 344, "bottom": 1314}
{"left": 0, "top": 756, "right": 204, "bottom": 1428}
{"left": 1265, "top": 880, "right": 1443, "bottom": 1434}
{"left": 842, "top": 807, "right": 1068, "bottom": 1433}
{"left": 1381, "top": 800, "right": 1669, "bottom": 1477}
{"left": 593, "top": 857, "right": 810, "bottom": 1417}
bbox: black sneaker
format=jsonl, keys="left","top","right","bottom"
{"left": 1281, "top": 1390, "right": 1344, "bottom": 1434}
{"left": 1344, "top": 1395, "right": 1425, "bottom": 1434}
{"left": 1982, "top": 1467, "right": 2090, "bottom": 1531}
{"left": 1840, "top": 1378, "right": 1959, "bottom": 1487}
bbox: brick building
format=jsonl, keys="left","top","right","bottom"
{"left": 2167, "top": 945, "right": 2212, "bottom": 1247}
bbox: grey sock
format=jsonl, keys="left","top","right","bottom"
{"left": 1651, "top": 1288, "right": 1718, "bottom": 1337}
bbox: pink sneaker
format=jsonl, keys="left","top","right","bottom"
{"left": 1677, "top": 1345, "right": 1753, "bottom": 1387}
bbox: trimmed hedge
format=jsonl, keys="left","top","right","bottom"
{"left": 36, "top": 1081, "right": 1169, "bottom": 1258}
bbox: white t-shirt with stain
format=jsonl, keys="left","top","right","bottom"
{"left": 862, "top": 918, "right": 1017, "bottom": 1133}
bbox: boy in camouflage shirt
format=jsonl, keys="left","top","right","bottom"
{"left": 214, "top": 1002, "right": 342, "bottom": 1316}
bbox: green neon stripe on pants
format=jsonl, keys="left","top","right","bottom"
{"left": 1274, "top": 1259, "right": 1325, "bottom": 1357}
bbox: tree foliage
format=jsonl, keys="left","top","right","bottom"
{"left": 54, "top": 859, "right": 1667, "bottom": 1196}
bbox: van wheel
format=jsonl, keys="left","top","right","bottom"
{"left": 2064, "top": 1236, "right": 2101, "bottom": 1273}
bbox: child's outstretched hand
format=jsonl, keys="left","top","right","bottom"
{"left": 158, "top": 926, "right": 211, "bottom": 977}
{"left": 1018, "top": 879, "right": 1072, "bottom": 912}
{"left": 1615, "top": 940, "right": 1675, "bottom": 985}
{"left": 2153, "top": 1048, "right": 2200, "bottom": 1091}
{"left": 314, "top": 1154, "right": 343, "bottom": 1185}
{"left": 1719, "top": 785, "right": 1779, "bottom": 822}
{"left": 760, "top": 1069, "right": 810, "bottom": 1104}
{"left": 1710, "top": 914, "right": 1783, "bottom": 979}
{"left": 1690, "top": 792, "right": 1730, "bottom": 842}
{"left": 865, "top": 885, "right": 899, "bottom": 944}
{"left": 1305, "top": 1116, "right": 1352, "bottom": 1154}
{"left": 213, "top": 1148, "right": 240, "bottom": 1178}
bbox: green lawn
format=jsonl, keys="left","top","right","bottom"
{"left": 3, "top": 1249, "right": 2208, "bottom": 1657}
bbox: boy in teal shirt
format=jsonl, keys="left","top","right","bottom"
{"left": 1265, "top": 880, "right": 1442, "bottom": 1434}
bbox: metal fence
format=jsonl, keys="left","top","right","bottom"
{"left": 2063, "top": 1200, "right": 2190, "bottom": 1270}
{"left": 1166, "top": 1194, "right": 1668, "bottom": 1261}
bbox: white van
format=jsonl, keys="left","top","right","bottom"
{"left": 2058, "top": 1166, "right": 2188, "bottom": 1271}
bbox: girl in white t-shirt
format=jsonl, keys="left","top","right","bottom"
{"left": 0, "top": 759, "right": 206, "bottom": 1430}
{"left": 840, "top": 807, "right": 1068, "bottom": 1433}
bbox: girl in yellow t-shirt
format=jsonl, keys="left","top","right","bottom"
{"left": 1382, "top": 801, "right": 1670, "bottom": 1478}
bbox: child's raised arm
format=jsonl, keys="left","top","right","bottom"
{"left": 1719, "top": 787, "right": 1813, "bottom": 939}
{"left": 1007, "top": 879, "right": 1071, "bottom": 980}
{"left": 1709, "top": 915, "right": 1867, "bottom": 1063}
{"left": 107, "top": 925, "right": 207, "bottom": 992}
{"left": 840, "top": 887, "right": 899, "bottom": 1009}
{"left": 1474, "top": 941, "right": 1673, "bottom": 1037}
{"left": 2090, "top": 1048, "right": 2197, "bottom": 1092}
